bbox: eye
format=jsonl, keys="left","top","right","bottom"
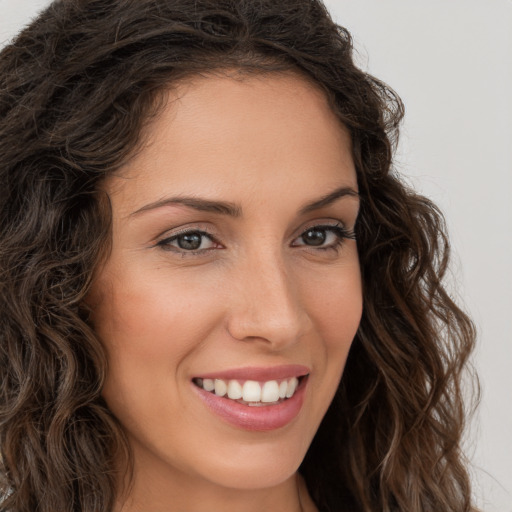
{"left": 292, "top": 224, "right": 355, "bottom": 250}
{"left": 156, "top": 230, "right": 219, "bottom": 253}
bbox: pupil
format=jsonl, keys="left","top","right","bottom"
{"left": 178, "top": 233, "right": 202, "bottom": 250}
{"left": 303, "top": 229, "right": 326, "bottom": 246}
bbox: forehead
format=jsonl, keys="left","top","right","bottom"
{"left": 105, "top": 71, "right": 356, "bottom": 212}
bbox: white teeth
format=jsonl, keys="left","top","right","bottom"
{"left": 242, "top": 380, "right": 261, "bottom": 402}
{"left": 227, "top": 380, "right": 243, "bottom": 400}
{"left": 203, "top": 378, "right": 215, "bottom": 392}
{"left": 196, "top": 376, "right": 304, "bottom": 403}
{"left": 285, "top": 377, "right": 298, "bottom": 398}
{"left": 261, "top": 380, "right": 280, "bottom": 402}
{"left": 278, "top": 380, "right": 288, "bottom": 399}
{"left": 214, "top": 379, "right": 227, "bottom": 397}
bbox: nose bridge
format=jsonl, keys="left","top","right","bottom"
{"left": 226, "top": 245, "right": 308, "bottom": 346}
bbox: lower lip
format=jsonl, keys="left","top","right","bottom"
{"left": 192, "top": 378, "right": 307, "bottom": 431}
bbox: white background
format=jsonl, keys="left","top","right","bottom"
{"left": 1, "top": 1, "right": 511, "bottom": 511}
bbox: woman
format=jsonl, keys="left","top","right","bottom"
{"left": 0, "top": 0, "right": 477, "bottom": 511}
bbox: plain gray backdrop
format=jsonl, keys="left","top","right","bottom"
{"left": 1, "top": 1, "right": 511, "bottom": 510}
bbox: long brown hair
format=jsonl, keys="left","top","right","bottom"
{"left": 0, "top": 1, "right": 477, "bottom": 510}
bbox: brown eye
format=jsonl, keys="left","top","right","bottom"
{"left": 157, "top": 230, "right": 218, "bottom": 252}
{"left": 292, "top": 223, "right": 355, "bottom": 251}
{"left": 301, "top": 228, "right": 327, "bottom": 246}
{"left": 176, "top": 233, "right": 203, "bottom": 250}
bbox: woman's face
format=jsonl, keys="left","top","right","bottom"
{"left": 90, "top": 72, "right": 362, "bottom": 497}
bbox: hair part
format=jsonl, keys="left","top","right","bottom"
{"left": 0, "top": 1, "right": 477, "bottom": 511}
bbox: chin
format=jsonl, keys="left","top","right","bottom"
{"left": 189, "top": 426, "right": 315, "bottom": 491}
{"left": 200, "top": 452, "right": 303, "bottom": 491}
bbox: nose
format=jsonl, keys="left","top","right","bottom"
{"left": 225, "top": 250, "right": 312, "bottom": 348}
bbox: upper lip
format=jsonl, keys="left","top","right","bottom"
{"left": 193, "top": 364, "right": 310, "bottom": 382}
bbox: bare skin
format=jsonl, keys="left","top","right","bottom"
{"left": 89, "top": 71, "right": 362, "bottom": 512}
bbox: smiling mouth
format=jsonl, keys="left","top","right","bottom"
{"left": 192, "top": 376, "right": 307, "bottom": 406}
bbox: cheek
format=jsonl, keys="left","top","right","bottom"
{"left": 91, "top": 270, "right": 223, "bottom": 434}
{"left": 90, "top": 269, "right": 225, "bottom": 419}
{"left": 302, "top": 259, "right": 362, "bottom": 383}
{"left": 93, "top": 269, "right": 218, "bottom": 357}
{"left": 305, "top": 260, "right": 362, "bottom": 342}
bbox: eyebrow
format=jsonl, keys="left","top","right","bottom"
{"left": 298, "top": 186, "right": 359, "bottom": 214}
{"left": 130, "top": 196, "right": 242, "bottom": 217}
{"left": 129, "top": 185, "right": 359, "bottom": 218}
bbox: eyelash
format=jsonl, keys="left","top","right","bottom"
{"left": 155, "top": 223, "right": 356, "bottom": 256}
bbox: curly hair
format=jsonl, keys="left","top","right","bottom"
{"left": 0, "top": 0, "right": 477, "bottom": 511}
